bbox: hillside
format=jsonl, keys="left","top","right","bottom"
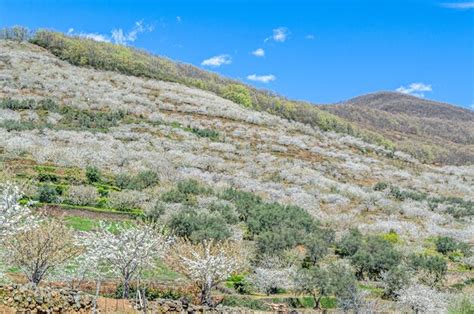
{"left": 321, "top": 92, "right": 474, "bottom": 165}
{"left": 0, "top": 37, "right": 473, "bottom": 312}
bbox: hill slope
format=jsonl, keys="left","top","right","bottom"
{"left": 321, "top": 92, "right": 474, "bottom": 165}
{"left": 0, "top": 38, "right": 473, "bottom": 310}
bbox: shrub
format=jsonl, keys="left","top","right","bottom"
{"left": 37, "top": 172, "right": 59, "bottom": 183}
{"left": 381, "top": 230, "right": 400, "bottom": 244}
{"left": 167, "top": 209, "right": 231, "bottom": 242}
{"left": 435, "top": 236, "right": 471, "bottom": 257}
{"left": 208, "top": 202, "right": 239, "bottom": 224}
{"left": 38, "top": 185, "right": 60, "bottom": 203}
{"left": 336, "top": 228, "right": 363, "bottom": 257}
{"left": 190, "top": 128, "right": 219, "bottom": 140}
{"left": 221, "top": 188, "right": 262, "bottom": 221}
{"left": 85, "top": 166, "right": 101, "bottom": 183}
{"left": 108, "top": 190, "right": 146, "bottom": 212}
{"left": 144, "top": 201, "right": 166, "bottom": 222}
{"left": 115, "top": 171, "right": 159, "bottom": 190}
{"left": 226, "top": 274, "right": 252, "bottom": 294}
{"left": 381, "top": 266, "right": 410, "bottom": 300}
{"left": 409, "top": 254, "right": 447, "bottom": 285}
{"left": 161, "top": 179, "right": 207, "bottom": 205}
{"left": 222, "top": 84, "right": 253, "bottom": 108}
{"left": 373, "top": 182, "right": 388, "bottom": 191}
{"left": 64, "top": 185, "right": 99, "bottom": 206}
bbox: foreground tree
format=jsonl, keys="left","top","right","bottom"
{"left": 397, "top": 283, "right": 447, "bottom": 313}
{"left": 294, "top": 265, "right": 334, "bottom": 310}
{"left": 166, "top": 239, "right": 246, "bottom": 306}
{"left": 0, "top": 182, "right": 34, "bottom": 239}
{"left": 3, "top": 220, "right": 80, "bottom": 285}
{"left": 81, "top": 223, "right": 167, "bottom": 298}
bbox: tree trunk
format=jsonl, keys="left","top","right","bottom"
{"left": 312, "top": 294, "right": 321, "bottom": 310}
{"left": 200, "top": 284, "right": 213, "bottom": 306}
{"left": 93, "top": 280, "right": 101, "bottom": 314}
{"left": 123, "top": 278, "right": 130, "bottom": 299}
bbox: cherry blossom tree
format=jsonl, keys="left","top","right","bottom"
{"left": 80, "top": 222, "right": 167, "bottom": 298}
{"left": 3, "top": 220, "right": 81, "bottom": 285}
{"left": 251, "top": 257, "right": 295, "bottom": 295}
{"left": 397, "top": 283, "right": 447, "bottom": 313}
{"left": 0, "top": 182, "right": 35, "bottom": 238}
{"left": 166, "top": 239, "right": 247, "bottom": 306}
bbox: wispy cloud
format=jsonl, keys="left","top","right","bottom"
{"left": 112, "top": 20, "right": 154, "bottom": 45}
{"left": 441, "top": 2, "right": 474, "bottom": 9}
{"left": 265, "top": 27, "right": 290, "bottom": 43}
{"left": 252, "top": 48, "right": 265, "bottom": 57}
{"left": 396, "top": 82, "right": 432, "bottom": 97}
{"left": 305, "top": 34, "right": 315, "bottom": 40}
{"left": 247, "top": 74, "right": 276, "bottom": 83}
{"left": 201, "top": 54, "right": 232, "bottom": 67}
{"left": 67, "top": 20, "right": 153, "bottom": 45}
{"left": 176, "top": 16, "right": 182, "bottom": 23}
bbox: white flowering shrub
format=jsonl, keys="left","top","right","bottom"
{"left": 108, "top": 190, "right": 149, "bottom": 211}
{"left": 64, "top": 185, "right": 99, "bottom": 206}
{"left": 0, "top": 182, "right": 35, "bottom": 238}
{"left": 397, "top": 283, "right": 447, "bottom": 313}
{"left": 251, "top": 264, "right": 296, "bottom": 295}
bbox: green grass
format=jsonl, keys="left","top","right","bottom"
{"left": 64, "top": 216, "right": 99, "bottom": 231}
{"left": 35, "top": 202, "right": 143, "bottom": 216}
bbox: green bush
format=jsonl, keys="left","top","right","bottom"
{"left": 409, "top": 254, "right": 447, "bottom": 285}
{"left": 336, "top": 228, "right": 363, "bottom": 257}
{"left": 161, "top": 179, "right": 207, "bottom": 205}
{"left": 85, "top": 166, "right": 101, "bottom": 183}
{"left": 373, "top": 181, "right": 388, "bottom": 191}
{"left": 435, "top": 236, "right": 471, "bottom": 256}
{"left": 190, "top": 128, "right": 219, "bottom": 140}
{"left": 222, "top": 84, "right": 253, "bottom": 107}
{"left": 168, "top": 209, "right": 231, "bottom": 242}
{"left": 38, "top": 185, "right": 60, "bottom": 203}
{"left": 221, "top": 188, "right": 262, "bottom": 221}
{"left": 115, "top": 171, "right": 159, "bottom": 190}
{"left": 226, "top": 274, "right": 252, "bottom": 294}
{"left": 37, "top": 172, "right": 59, "bottom": 183}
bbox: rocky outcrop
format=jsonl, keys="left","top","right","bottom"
{"left": 0, "top": 284, "right": 93, "bottom": 313}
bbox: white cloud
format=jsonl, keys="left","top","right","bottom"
{"left": 396, "top": 83, "right": 432, "bottom": 97}
{"left": 67, "top": 20, "right": 153, "bottom": 45}
{"left": 265, "top": 27, "right": 290, "bottom": 43}
{"left": 201, "top": 54, "right": 232, "bottom": 67}
{"left": 111, "top": 20, "right": 154, "bottom": 45}
{"left": 441, "top": 2, "right": 474, "bottom": 9}
{"left": 76, "top": 32, "right": 111, "bottom": 42}
{"left": 176, "top": 16, "right": 182, "bottom": 23}
{"left": 247, "top": 74, "right": 276, "bottom": 83}
{"left": 252, "top": 48, "right": 265, "bottom": 57}
{"left": 305, "top": 34, "right": 315, "bottom": 40}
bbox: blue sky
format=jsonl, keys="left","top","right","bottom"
{"left": 1, "top": 0, "right": 473, "bottom": 108}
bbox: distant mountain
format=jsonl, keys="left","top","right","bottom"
{"left": 321, "top": 92, "right": 474, "bottom": 165}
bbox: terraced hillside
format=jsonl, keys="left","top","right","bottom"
{"left": 0, "top": 38, "right": 473, "bottom": 312}
{"left": 322, "top": 92, "right": 474, "bottom": 165}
